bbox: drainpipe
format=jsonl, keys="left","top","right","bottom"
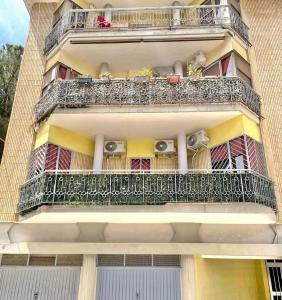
{"left": 177, "top": 131, "right": 188, "bottom": 173}
{"left": 172, "top": 1, "right": 182, "bottom": 26}
{"left": 93, "top": 134, "right": 104, "bottom": 171}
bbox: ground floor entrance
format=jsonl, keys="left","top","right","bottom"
{"left": 0, "top": 266, "right": 80, "bottom": 300}
{"left": 96, "top": 254, "right": 181, "bottom": 300}
{"left": 96, "top": 267, "right": 181, "bottom": 300}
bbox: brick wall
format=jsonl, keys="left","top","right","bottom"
{"left": 0, "top": 3, "right": 55, "bottom": 221}
{"left": 241, "top": 0, "right": 282, "bottom": 215}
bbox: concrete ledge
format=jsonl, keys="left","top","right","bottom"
{"left": 1, "top": 242, "right": 282, "bottom": 258}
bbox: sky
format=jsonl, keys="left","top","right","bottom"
{"left": 0, "top": 0, "right": 29, "bottom": 46}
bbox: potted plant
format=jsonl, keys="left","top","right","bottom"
{"left": 167, "top": 74, "right": 180, "bottom": 84}
{"left": 134, "top": 67, "right": 153, "bottom": 83}
{"left": 187, "top": 64, "right": 202, "bottom": 81}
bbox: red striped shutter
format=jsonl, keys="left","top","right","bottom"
{"left": 131, "top": 159, "right": 151, "bottom": 172}
{"left": 58, "top": 148, "right": 71, "bottom": 170}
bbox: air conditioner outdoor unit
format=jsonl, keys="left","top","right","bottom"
{"left": 187, "top": 130, "right": 209, "bottom": 150}
{"left": 154, "top": 140, "right": 176, "bottom": 154}
{"left": 104, "top": 141, "right": 125, "bottom": 154}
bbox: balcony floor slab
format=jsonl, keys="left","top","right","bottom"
{"left": 20, "top": 203, "right": 275, "bottom": 225}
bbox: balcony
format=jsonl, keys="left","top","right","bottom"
{"left": 36, "top": 77, "right": 260, "bottom": 122}
{"left": 17, "top": 170, "right": 276, "bottom": 215}
{"left": 44, "top": 5, "right": 249, "bottom": 54}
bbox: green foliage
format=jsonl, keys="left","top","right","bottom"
{"left": 0, "top": 44, "right": 23, "bottom": 140}
{"left": 136, "top": 67, "right": 153, "bottom": 78}
{"left": 0, "top": 117, "right": 9, "bottom": 140}
{"left": 187, "top": 63, "right": 202, "bottom": 78}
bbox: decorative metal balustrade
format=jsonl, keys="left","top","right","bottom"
{"left": 44, "top": 5, "right": 249, "bottom": 53}
{"left": 17, "top": 170, "right": 276, "bottom": 214}
{"left": 35, "top": 77, "right": 261, "bottom": 122}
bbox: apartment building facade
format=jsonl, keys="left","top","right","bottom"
{"left": 0, "top": 0, "right": 281, "bottom": 299}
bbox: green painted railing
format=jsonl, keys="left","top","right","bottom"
{"left": 18, "top": 170, "right": 276, "bottom": 214}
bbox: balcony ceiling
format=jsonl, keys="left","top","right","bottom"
{"left": 92, "top": 0, "right": 194, "bottom": 9}
{"left": 62, "top": 36, "right": 225, "bottom": 72}
{"left": 48, "top": 109, "right": 241, "bottom": 139}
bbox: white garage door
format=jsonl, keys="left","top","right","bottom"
{"left": 0, "top": 266, "right": 80, "bottom": 300}
{"left": 96, "top": 255, "right": 181, "bottom": 300}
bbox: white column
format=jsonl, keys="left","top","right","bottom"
{"left": 172, "top": 1, "right": 182, "bottom": 26}
{"left": 177, "top": 131, "right": 188, "bottom": 172}
{"left": 99, "top": 62, "right": 110, "bottom": 77}
{"left": 78, "top": 255, "right": 97, "bottom": 300}
{"left": 104, "top": 4, "right": 112, "bottom": 24}
{"left": 93, "top": 134, "right": 104, "bottom": 171}
{"left": 174, "top": 60, "right": 183, "bottom": 77}
{"left": 181, "top": 255, "right": 196, "bottom": 300}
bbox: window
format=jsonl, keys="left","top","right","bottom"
{"left": 53, "top": 0, "right": 81, "bottom": 27}
{"left": 267, "top": 260, "right": 282, "bottom": 300}
{"left": 203, "top": 52, "right": 252, "bottom": 86}
{"left": 131, "top": 158, "right": 151, "bottom": 172}
{"left": 28, "top": 143, "right": 71, "bottom": 178}
{"left": 203, "top": 62, "right": 221, "bottom": 76}
{"left": 42, "top": 63, "right": 80, "bottom": 95}
{"left": 210, "top": 135, "right": 267, "bottom": 176}
{"left": 45, "top": 144, "right": 71, "bottom": 171}
{"left": 203, "top": 54, "right": 231, "bottom": 77}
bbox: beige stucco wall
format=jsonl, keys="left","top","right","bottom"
{"left": 0, "top": 3, "right": 54, "bottom": 221}
{"left": 241, "top": 0, "right": 282, "bottom": 217}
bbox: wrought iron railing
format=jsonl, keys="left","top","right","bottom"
{"left": 35, "top": 77, "right": 261, "bottom": 122}
{"left": 44, "top": 5, "right": 249, "bottom": 53}
{"left": 18, "top": 170, "right": 276, "bottom": 214}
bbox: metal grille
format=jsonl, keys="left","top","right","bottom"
{"left": 35, "top": 77, "right": 261, "bottom": 123}
{"left": 44, "top": 5, "right": 249, "bottom": 53}
{"left": 1, "top": 254, "right": 83, "bottom": 267}
{"left": 18, "top": 170, "right": 276, "bottom": 214}
{"left": 267, "top": 260, "right": 282, "bottom": 300}
{"left": 126, "top": 255, "right": 152, "bottom": 267}
{"left": 58, "top": 147, "right": 72, "bottom": 170}
{"left": 28, "top": 143, "right": 71, "bottom": 178}
{"left": 131, "top": 159, "right": 151, "bottom": 172}
{"left": 97, "top": 255, "right": 180, "bottom": 267}
{"left": 28, "top": 144, "right": 48, "bottom": 178}
{"left": 29, "top": 256, "right": 56, "bottom": 266}
{"left": 210, "top": 135, "right": 267, "bottom": 176}
{"left": 45, "top": 144, "right": 59, "bottom": 170}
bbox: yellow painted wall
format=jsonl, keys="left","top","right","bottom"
{"left": 207, "top": 114, "right": 261, "bottom": 148}
{"left": 46, "top": 50, "right": 98, "bottom": 77}
{"left": 127, "top": 139, "right": 155, "bottom": 158}
{"left": 35, "top": 123, "right": 94, "bottom": 156}
{"left": 206, "top": 37, "right": 249, "bottom": 67}
{"left": 196, "top": 257, "right": 270, "bottom": 300}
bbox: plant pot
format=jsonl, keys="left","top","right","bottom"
{"left": 167, "top": 75, "right": 180, "bottom": 84}
{"left": 134, "top": 75, "right": 150, "bottom": 83}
